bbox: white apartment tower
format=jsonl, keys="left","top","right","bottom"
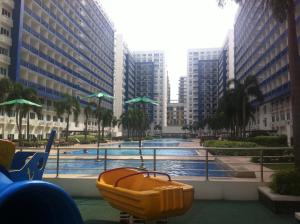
{"left": 0, "top": 0, "right": 14, "bottom": 78}
{"left": 133, "top": 51, "right": 167, "bottom": 128}
{"left": 218, "top": 29, "right": 235, "bottom": 100}
{"left": 187, "top": 48, "right": 221, "bottom": 125}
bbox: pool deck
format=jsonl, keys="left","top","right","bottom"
{"left": 75, "top": 198, "right": 299, "bottom": 224}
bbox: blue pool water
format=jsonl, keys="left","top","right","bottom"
{"left": 45, "top": 159, "right": 230, "bottom": 177}
{"left": 46, "top": 139, "right": 229, "bottom": 177}
{"left": 68, "top": 138, "right": 198, "bottom": 156}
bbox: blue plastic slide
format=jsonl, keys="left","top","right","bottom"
{"left": 0, "top": 171, "right": 84, "bottom": 224}
{"left": 9, "top": 129, "right": 56, "bottom": 181}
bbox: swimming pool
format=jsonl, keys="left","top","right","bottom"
{"left": 68, "top": 138, "right": 198, "bottom": 156}
{"left": 45, "top": 159, "right": 230, "bottom": 177}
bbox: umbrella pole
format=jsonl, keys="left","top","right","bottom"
{"left": 96, "top": 97, "right": 102, "bottom": 161}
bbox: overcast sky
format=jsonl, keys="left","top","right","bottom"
{"left": 100, "top": 0, "right": 239, "bottom": 101}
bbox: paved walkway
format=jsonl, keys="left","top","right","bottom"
{"left": 75, "top": 198, "right": 298, "bottom": 224}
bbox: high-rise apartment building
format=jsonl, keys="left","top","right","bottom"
{"left": 167, "top": 74, "right": 170, "bottom": 104}
{"left": 187, "top": 49, "right": 221, "bottom": 125}
{"left": 167, "top": 103, "right": 185, "bottom": 127}
{"left": 133, "top": 51, "right": 167, "bottom": 127}
{"left": 0, "top": 0, "right": 14, "bottom": 78}
{"left": 234, "top": 0, "right": 299, "bottom": 139}
{"left": 178, "top": 76, "right": 187, "bottom": 104}
{"left": 1, "top": 0, "right": 114, "bottom": 139}
{"left": 135, "top": 62, "right": 155, "bottom": 122}
{"left": 218, "top": 29, "right": 234, "bottom": 100}
{"left": 113, "top": 35, "right": 135, "bottom": 122}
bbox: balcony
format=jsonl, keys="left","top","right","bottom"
{"left": 0, "top": 35, "right": 11, "bottom": 46}
{"left": 38, "top": 121, "right": 46, "bottom": 126}
{"left": 0, "top": 54, "right": 11, "bottom": 65}
{"left": 2, "top": 0, "right": 14, "bottom": 9}
{"left": 0, "top": 16, "right": 13, "bottom": 27}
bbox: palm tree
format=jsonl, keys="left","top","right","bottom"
{"left": 237, "top": 76, "right": 263, "bottom": 137}
{"left": 0, "top": 78, "right": 12, "bottom": 102}
{"left": 54, "top": 94, "right": 80, "bottom": 142}
{"left": 83, "top": 102, "right": 96, "bottom": 142}
{"left": 219, "top": 0, "right": 300, "bottom": 175}
{"left": 4, "top": 83, "right": 40, "bottom": 145}
{"left": 216, "top": 76, "right": 262, "bottom": 138}
{"left": 101, "top": 109, "right": 113, "bottom": 140}
{"left": 22, "top": 88, "right": 41, "bottom": 141}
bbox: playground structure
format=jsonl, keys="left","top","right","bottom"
{"left": 0, "top": 129, "right": 84, "bottom": 224}
{"left": 97, "top": 167, "right": 194, "bottom": 221}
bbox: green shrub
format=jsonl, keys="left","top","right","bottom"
{"left": 247, "top": 135, "right": 287, "bottom": 147}
{"left": 204, "top": 140, "right": 258, "bottom": 156}
{"left": 251, "top": 148, "right": 294, "bottom": 163}
{"left": 144, "top": 136, "right": 154, "bottom": 140}
{"left": 123, "top": 138, "right": 132, "bottom": 142}
{"left": 68, "top": 135, "right": 97, "bottom": 144}
{"left": 270, "top": 169, "right": 300, "bottom": 196}
{"left": 21, "top": 141, "right": 47, "bottom": 147}
{"left": 204, "top": 140, "right": 257, "bottom": 148}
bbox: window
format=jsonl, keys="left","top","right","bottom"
{"left": 30, "top": 112, "right": 35, "bottom": 119}
{"left": 0, "top": 67, "right": 7, "bottom": 76}
{"left": 1, "top": 8, "right": 11, "bottom": 18}
{"left": 0, "top": 27, "right": 9, "bottom": 36}
{"left": 0, "top": 47, "right": 8, "bottom": 56}
{"left": 47, "top": 115, "right": 51, "bottom": 121}
{"left": 38, "top": 114, "right": 43, "bottom": 120}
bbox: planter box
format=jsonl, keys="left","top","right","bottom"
{"left": 258, "top": 186, "right": 300, "bottom": 214}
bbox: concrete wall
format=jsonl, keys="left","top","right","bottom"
{"left": 45, "top": 176, "right": 265, "bottom": 201}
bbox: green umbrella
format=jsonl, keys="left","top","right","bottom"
{"left": 84, "top": 92, "right": 114, "bottom": 99}
{"left": 83, "top": 92, "right": 114, "bottom": 162}
{"left": 0, "top": 99, "right": 42, "bottom": 107}
{"left": 125, "top": 96, "right": 159, "bottom": 105}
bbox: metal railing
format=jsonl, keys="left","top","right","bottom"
{"left": 17, "top": 145, "right": 294, "bottom": 182}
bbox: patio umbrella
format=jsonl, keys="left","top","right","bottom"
{"left": 0, "top": 99, "right": 42, "bottom": 147}
{"left": 125, "top": 96, "right": 159, "bottom": 105}
{"left": 0, "top": 99, "right": 42, "bottom": 107}
{"left": 83, "top": 92, "right": 114, "bottom": 161}
{"left": 125, "top": 96, "right": 159, "bottom": 168}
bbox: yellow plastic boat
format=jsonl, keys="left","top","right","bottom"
{"left": 96, "top": 167, "right": 194, "bottom": 220}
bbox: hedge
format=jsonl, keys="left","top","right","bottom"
{"left": 247, "top": 135, "right": 288, "bottom": 147}
{"left": 270, "top": 169, "right": 300, "bottom": 195}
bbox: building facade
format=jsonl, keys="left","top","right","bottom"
{"left": 167, "top": 102, "right": 185, "bottom": 127}
{"left": 218, "top": 29, "right": 234, "bottom": 100}
{"left": 187, "top": 49, "right": 221, "bottom": 125}
{"left": 113, "top": 35, "right": 135, "bottom": 121}
{"left": 133, "top": 51, "right": 167, "bottom": 127}
{"left": 0, "top": 0, "right": 14, "bottom": 79}
{"left": 134, "top": 62, "right": 155, "bottom": 123}
{"left": 1, "top": 0, "right": 115, "bottom": 139}
{"left": 234, "top": 0, "right": 300, "bottom": 139}
{"left": 198, "top": 60, "right": 219, "bottom": 123}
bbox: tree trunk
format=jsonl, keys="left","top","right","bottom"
{"left": 97, "top": 118, "right": 101, "bottom": 148}
{"left": 101, "top": 124, "right": 105, "bottom": 140}
{"left": 18, "top": 111, "right": 23, "bottom": 146}
{"left": 84, "top": 116, "right": 88, "bottom": 142}
{"left": 27, "top": 112, "right": 30, "bottom": 141}
{"left": 66, "top": 114, "right": 70, "bottom": 142}
{"left": 242, "top": 97, "right": 247, "bottom": 138}
{"left": 287, "top": 0, "right": 300, "bottom": 170}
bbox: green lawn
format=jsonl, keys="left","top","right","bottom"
{"left": 75, "top": 198, "right": 298, "bottom": 224}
